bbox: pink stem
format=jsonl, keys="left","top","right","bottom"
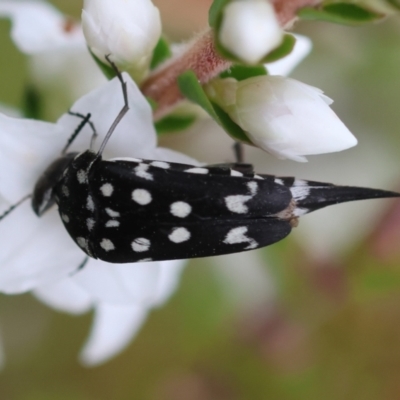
{"left": 141, "top": 0, "right": 321, "bottom": 120}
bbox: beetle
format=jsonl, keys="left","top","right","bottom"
{"left": 29, "top": 60, "right": 399, "bottom": 263}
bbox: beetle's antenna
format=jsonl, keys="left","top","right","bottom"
{"left": 62, "top": 111, "right": 98, "bottom": 154}
{"left": 0, "top": 194, "right": 31, "bottom": 222}
{"left": 96, "top": 55, "right": 130, "bottom": 157}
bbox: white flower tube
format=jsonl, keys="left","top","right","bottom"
{"left": 206, "top": 76, "right": 357, "bottom": 162}
{"left": 82, "top": 0, "right": 162, "bottom": 80}
{"left": 218, "top": 0, "right": 283, "bottom": 64}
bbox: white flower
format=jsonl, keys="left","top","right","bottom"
{"left": 0, "top": 0, "right": 83, "bottom": 53}
{"left": 0, "top": 74, "right": 197, "bottom": 365}
{"left": 206, "top": 76, "right": 357, "bottom": 162}
{"left": 82, "top": 0, "right": 162, "bottom": 80}
{"left": 0, "top": 0, "right": 106, "bottom": 113}
{"left": 33, "top": 259, "right": 186, "bottom": 365}
{"left": 218, "top": 0, "right": 283, "bottom": 64}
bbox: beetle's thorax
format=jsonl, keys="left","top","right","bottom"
{"left": 52, "top": 150, "right": 100, "bottom": 258}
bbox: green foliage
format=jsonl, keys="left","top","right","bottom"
{"left": 261, "top": 34, "right": 297, "bottom": 63}
{"left": 89, "top": 48, "right": 117, "bottom": 80}
{"left": 177, "top": 71, "right": 219, "bottom": 119}
{"left": 150, "top": 37, "right": 172, "bottom": 70}
{"left": 298, "top": 3, "right": 384, "bottom": 25}
{"left": 208, "top": 0, "right": 230, "bottom": 28}
{"left": 386, "top": 0, "right": 400, "bottom": 9}
{"left": 220, "top": 64, "right": 267, "bottom": 81}
{"left": 22, "top": 85, "right": 42, "bottom": 120}
{"left": 155, "top": 114, "right": 197, "bottom": 135}
{"left": 177, "top": 70, "right": 252, "bottom": 144}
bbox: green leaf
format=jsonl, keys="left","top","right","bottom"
{"left": 177, "top": 71, "right": 219, "bottom": 120}
{"left": 177, "top": 70, "right": 252, "bottom": 144}
{"left": 89, "top": 48, "right": 117, "bottom": 80}
{"left": 212, "top": 102, "right": 252, "bottom": 143}
{"left": 220, "top": 64, "right": 267, "bottom": 81}
{"left": 386, "top": 0, "right": 400, "bottom": 10}
{"left": 155, "top": 114, "right": 197, "bottom": 135}
{"left": 298, "top": 3, "right": 384, "bottom": 25}
{"left": 150, "top": 37, "right": 172, "bottom": 70}
{"left": 22, "top": 85, "right": 42, "bottom": 120}
{"left": 209, "top": 0, "right": 230, "bottom": 27}
{"left": 261, "top": 34, "right": 296, "bottom": 63}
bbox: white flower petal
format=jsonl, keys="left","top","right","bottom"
{"left": 219, "top": 0, "right": 283, "bottom": 64}
{"left": 33, "top": 278, "right": 93, "bottom": 314}
{"left": 266, "top": 34, "right": 312, "bottom": 77}
{"left": 29, "top": 47, "right": 106, "bottom": 106}
{"left": 0, "top": 113, "right": 70, "bottom": 203}
{"left": 215, "top": 75, "right": 357, "bottom": 161}
{"left": 71, "top": 259, "right": 162, "bottom": 305}
{"left": 57, "top": 73, "right": 157, "bottom": 159}
{"left": 79, "top": 303, "right": 148, "bottom": 366}
{"left": 151, "top": 147, "right": 200, "bottom": 166}
{"left": 82, "top": 0, "right": 161, "bottom": 77}
{"left": 236, "top": 76, "right": 357, "bottom": 160}
{"left": 0, "top": 203, "right": 84, "bottom": 294}
{"left": 0, "top": 0, "right": 83, "bottom": 53}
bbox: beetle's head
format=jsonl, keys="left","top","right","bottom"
{"left": 32, "top": 152, "right": 78, "bottom": 216}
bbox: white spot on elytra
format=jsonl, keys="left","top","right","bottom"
{"left": 225, "top": 181, "right": 259, "bottom": 214}
{"left": 87, "top": 218, "right": 95, "bottom": 231}
{"left": 100, "top": 183, "right": 114, "bottom": 197}
{"left": 150, "top": 161, "right": 170, "bottom": 169}
{"left": 254, "top": 175, "right": 264, "bottom": 180}
{"left": 105, "top": 208, "right": 120, "bottom": 217}
{"left": 184, "top": 167, "right": 209, "bottom": 174}
{"left": 293, "top": 207, "right": 308, "bottom": 217}
{"left": 169, "top": 227, "right": 191, "bottom": 243}
{"left": 132, "top": 189, "right": 152, "bottom": 205}
{"left": 131, "top": 237, "right": 151, "bottom": 252}
{"left": 87, "top": 195, "right": 95, "bottom": 211}
{"left": 170, "top": 201, "right": 192, "bottom": 218}
{"left": 77, "top": 170, "right": 87, "bottom": 184}
{"left": 225, "top": 195, "right": 251, "bottom": 214}
{"left": 223, "top": 227, "right": 258, "bottom": 249}
{"left": 77, "top": 237, "right": 89, "bottom": 251}
{"left": 100, "top": 238, "right": 115, "bottom": 251}
{"left": 106, "top": 220, "right": 120, "bottom": 228}
{"left": 290, "top": 179, "right": 310, "bottom": 201}
{"left": 62, "top": 185, "right": 69, "bottom": 197}
{"left": 230, "top": 170, "right": 243, "bottom": 177}
{"left": 275, "top": 178, "right": 284, "bottom": 185}
{"left": 135, "top": 164, "right": 153, "bottom": 180}
{"left": 61, "top": 214, "right": 70, "bottom": 223}
{"left": 247, "top": 181, "right": 258, "bottom": 195}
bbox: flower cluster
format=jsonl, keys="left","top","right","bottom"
{"left": 0, "top": 0, "right": 397, "bottom": 369}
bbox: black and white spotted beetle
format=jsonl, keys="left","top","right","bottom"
{"left": 30, "top": 60, "right": 399, "bottom": 263}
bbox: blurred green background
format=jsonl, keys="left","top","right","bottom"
{"left": 1, "top": 1, "right": 400, "bottom": 399}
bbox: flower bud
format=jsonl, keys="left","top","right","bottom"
{"left": 218, "top": 0, "right": 283, "bottom": 65}
{"left": 82, "top": 0, "right": 162, "bottom": 80}
{"left": 206, "top": 76, "right": 357, "bottom": 162}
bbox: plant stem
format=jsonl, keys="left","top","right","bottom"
{"left": 141, "top": 0, "right": 321, "bottom": 120}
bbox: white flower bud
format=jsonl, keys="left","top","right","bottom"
{"left": 82, "top": 0, "right": 162, "bottom": 79}
{"left": 206, "top": 76, "right": 357, "bottom": 162}
{"left": 218, "top": 0, "right": 283, "bottom": 65}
